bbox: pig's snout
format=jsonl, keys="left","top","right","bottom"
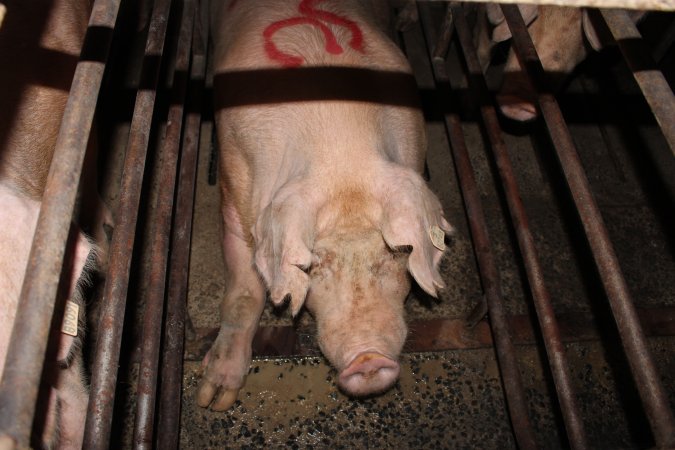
{"left": 338, "top": 352, "right": 400, "bottom": 397}
{"left": 496, "top": 93, "right": 538, "bottom": 122}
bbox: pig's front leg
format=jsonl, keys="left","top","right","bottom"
{"left": 196, "top": 202, "right": 266, "bottom": 411}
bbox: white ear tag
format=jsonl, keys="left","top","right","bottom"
{"left": 61, "top": 300, "right": 79, "bottom": 337}
{"left": 429, "top": 225, "right": 446, "bottom": 252}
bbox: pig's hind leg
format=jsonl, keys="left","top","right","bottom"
{"left": 197, "top": 200, "right": 266, "bottom": 411}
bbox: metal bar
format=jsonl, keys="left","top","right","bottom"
{"left": 156, "top": 4, "right": 207, "bottom": 448}
{"left": 416, "top": 5, "right": 538, "bottom": 449}
{"left": 83, "top": 0, "right": 173, "bottom": 447}
{"left": 183, "top": 306, "right": 675, "bottom": 359}
{"left": 0, "top": 0, "right": 120, "bottom": 447}
{"left": 501, "top": 5, "right": 675, "bottom": 448}
{"left": 600, "top": 9, "right": 675, "bottom": 157}
{"left": 450, "top": 4, "right": 590, "bottom": 448}
{"left": 421, "top": 0, "right": 675, "bottom": 12}
{"left": 132, "top": 1, "right": 194, "bottom": 448}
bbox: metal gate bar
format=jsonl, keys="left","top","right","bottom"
{"left": 0, "top": 0, "right": 120, "bottom": 447}
{"left": 600, "top": 8, "right": 675, "bottom": 156}
{"left": 417, "top": 5, "right": 538, "bottom": 449}
{"left": 132, "top": 1, "right": 194, "bottom": 448}
{"left": 84, "top": 0, "right": 174, "bottom": 447}
{"left": 448, "top": 4, "right": 591, "bottom": 448}
{"left": 501, "top": 4, "right": 675, "bottom": 448}
{"left": 156, "top": 3, "right": 208, "bottom": 448}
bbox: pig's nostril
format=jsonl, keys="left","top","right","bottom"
{"left": 338, "top": 352, "right": 400, "bottom": 397}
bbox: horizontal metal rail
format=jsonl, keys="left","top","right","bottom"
{"left": 0, "top": 0, "right": 120, "bottom": 447}
{"left": 132, "top": 0, "right": 195, "bottom": 448}
{"left": 424, "top": 0, "right": 675, "bottom": 12}
{"left": 501, "top": 4, "right": 675, "bottom": 448}
{"left": 450, "top": 3, "right": 590, "bottom": 448}
{"left": 600, "top": 8, "right": 675, "bottom": 157}
{"left": 83, "top": 0, "right": 173, "bottom": 447}
{"left": 417, "top": 4, "right": 538, "bottom": 449}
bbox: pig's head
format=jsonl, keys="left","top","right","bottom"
{"left": 253, "top": 167, "right": 451, "bottom": 397}
{"left": 485, "top": 5, "right": 605, "bottom": 122}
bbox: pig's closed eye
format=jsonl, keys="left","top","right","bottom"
{"left": 389, "top": 244, "right": 412, "bottom": 255}
{"left": 293, "top": 263, "right": 311, "bottom": 274}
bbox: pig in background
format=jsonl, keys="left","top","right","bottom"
{"left": 0, "top": 0, "right": 110, "bottom": 448}
{"left": 474, "top": 3, "right": 645, "bottom": 122}
{"left": 197, "top": 0, "right": 452, "bottom": 411}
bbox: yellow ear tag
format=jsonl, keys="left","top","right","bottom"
{"left": 61, "top": 300, "right": 79, "bottom": 337}
{"left": 429, "top": 225, "right": 446, "bottom": 252}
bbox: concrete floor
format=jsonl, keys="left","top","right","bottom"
{"left": 98, "top": 4, "right": 675, "bottom": 449}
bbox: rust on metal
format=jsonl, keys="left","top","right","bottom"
{"left": 417, "top": 4, "right": 538, "bottom": 449}
{"left": 83, "top": 0, "right": 173, "bottom": 448}
{"left": 600, "top": 9, "right": 675, "bottom": 157}
{"left": 423, "top": 0, "right": 675, "bottom": 12}
{"left": 132, "top": 1, "right": 194, "bottom": 449}
{"left": 183, "top": 306, "right": 675, "bottom": 360}
{"left": 501, "top": 5, "right": 675, "bottom": 448}
{"left": 0, "top": 0, "right": 120, "bottom": 446}
{"left": 451, "top": 4, "right": 589, "bottom": 448}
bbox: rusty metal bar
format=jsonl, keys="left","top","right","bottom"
{"left": 501, "top": 5, "right": 675, "bottom": 448}
{"left": 156, "top": 4, "right": 207, "bottom": 449}
{"left": 450, "top": 4, "right": 590, "bottom": 448}
{"left": 600, "top": 9, "right": 675, "bottom": 157}
{"left": 83, "top": 0, "right": 173, "bottom": 448}
{"left": 416, "top": 5, "right": 538, "bottom": 449}
{"left": 183, "top": 306, "right": 675, "bottom": 359}
{"left": 132, "top": 1, "right": 194, "bottom": 449}
{"left": 422, "top": 0, "right": 674, "bottom": 12}
{"left": 0, "top": 0, "right": 120, "bottom": 447}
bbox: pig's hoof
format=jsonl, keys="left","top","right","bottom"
{"left": 338, "top": 352, "right": 400, "bottom": 397}
{"left": 196, "top": 380, "right": 240, "bottom": 411}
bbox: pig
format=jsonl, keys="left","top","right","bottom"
{"left": 0, "top": 0, "right": 109, "bottom": 447}
{"left": 197, "top": 0, "right": 452, "bottom": 411}
{"left": 475, "top": 4, "right": 644, "bottom": 122}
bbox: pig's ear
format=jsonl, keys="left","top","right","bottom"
{"left": 489, "top": 4, "right": 539, "bottom": 43}
{"left": 253, "top": 190, "right": 315, "bottom": 316}
{"left": 379, "top": 170, "right": 452, "bottom": 298}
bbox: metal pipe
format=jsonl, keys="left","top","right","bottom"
{"left": 83, "top": 0, "right": 173, "bottom": 447}
{"left": 417, "top": 5, "right": 538, "bottom": 449}
{"left": 501, "top": 5, "right": 675, "bottom": 448}
{"left": 600, "top": 8, "right": 675, "bottom": 157}
{"left": 450, "top": 4, "right": 589, "bottom": 448}
{"left": 422, "top": 0, "right": 674, "bottom": 12}
{"left": 156, "top": 4, "right": 207, "bottom": 448}
{"left": 0, "top": 0, "right": 120, "bottom": 447}
{"left": 132, "top": 1, "right": 194, "bottom": 448}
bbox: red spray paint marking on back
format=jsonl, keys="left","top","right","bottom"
{"left": 263, "top": 0, "right": 365, "bottom": 67}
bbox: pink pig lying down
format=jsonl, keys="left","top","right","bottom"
{"left": 198, "top": 0, "right": 453, "bottom": 411}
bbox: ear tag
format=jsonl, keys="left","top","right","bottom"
{"left": 429, "top": 225, "right": 446, "bottom": 252}
{"left": 61, "top": 300, "right": 79, "bottom": 337}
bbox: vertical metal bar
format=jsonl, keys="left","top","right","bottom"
{"left": 600, "top": 8, "right": 675, "bottom": 157}
{"left": 156, "top": 5, "right": 207, "bottom": 448}
{"left": 83, "top": 0, "right": 173, "bottom": 448}
{"left": 132, "top": 1, "right": 194, "bottom": 448}
{"left": 450, "top": 4, "right": 589, "bottom": 448}
{"left": 0, "top": 0, "right": 120, "bottom": 447}
{"left": 416, "top": 5, "right": 538, "bottom": 449}
{"left": 501, "top": 5, "right": 675, "bottom": 448}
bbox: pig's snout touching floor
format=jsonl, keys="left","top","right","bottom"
{"left": 338, "top": 352, "right": 400, "bottom": 397}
